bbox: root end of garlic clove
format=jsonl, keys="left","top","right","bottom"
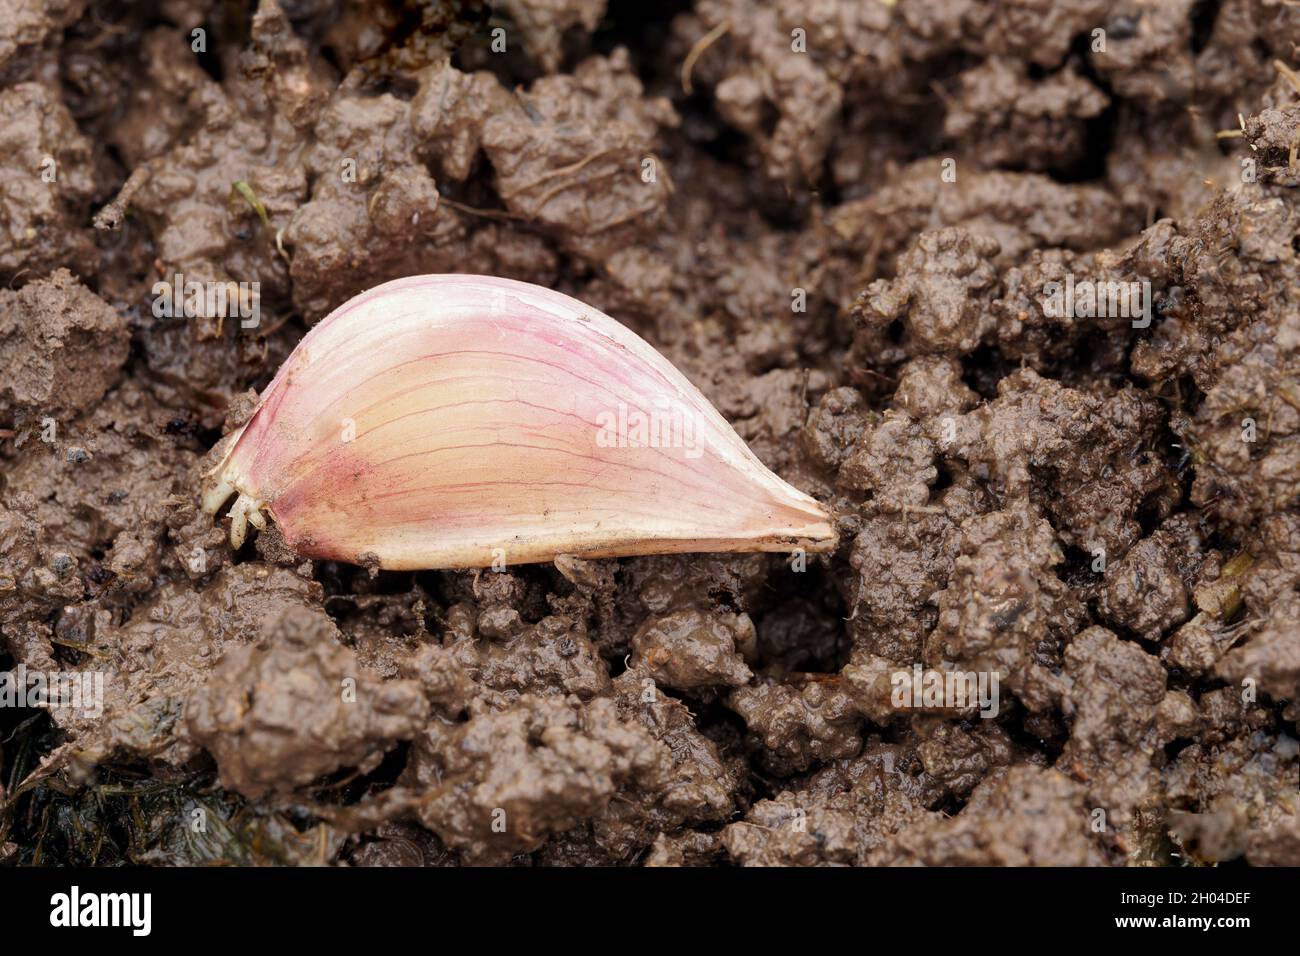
{"left": 201, "top": 471, "right": 237, "bottom": 517}
{"left": 227, "top": 493, "right": 268, "bottom": 550}
{"left": 200, "top": 426, "right": 249, "bottom": 517}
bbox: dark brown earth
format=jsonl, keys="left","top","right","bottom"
{"left": 0, "top": 0, "right": 1297, "bottom": 866}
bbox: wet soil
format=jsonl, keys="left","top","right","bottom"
{"left": 0, "top": 0, "right": 1296, "bottom": 866}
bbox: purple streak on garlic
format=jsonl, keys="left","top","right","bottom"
{"left": 201, "top": 274, "right": 837, "bottom": 569}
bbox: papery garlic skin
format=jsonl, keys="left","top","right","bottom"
{"left": 203, "top": 274, "right": 836, "bottom": 569}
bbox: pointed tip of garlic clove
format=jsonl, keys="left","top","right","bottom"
{"left": 201, "top": 274, "right": 842, "bottom": 570}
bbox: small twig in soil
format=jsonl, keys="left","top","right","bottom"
{"left": 1275, "top": 387, "right": 1300, "bottom": 413}
{"left": 437, "top": 195, "right": 526, "bottom": 221}
{"left": 1274, "top": 59, "right": 1300, "bottom": 98}
{"left": 681, "top": 19, "right": 732, "bottom": 95}
{"left": 94, "top": 164, "right": 151, "bottom": 230}
{"left": 499, "top": 146, "right": 618, "bottom": 198}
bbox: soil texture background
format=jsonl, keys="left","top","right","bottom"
{"left": 0, "top": 0, "right": 1297, "bottom": 866}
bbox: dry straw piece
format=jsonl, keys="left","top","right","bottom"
{"left": 202, "top": 274, "right": 836, "bottom": 569}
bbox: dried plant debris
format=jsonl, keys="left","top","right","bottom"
{"left": 1, "top": 1, "right": 1298, "bottom": 867}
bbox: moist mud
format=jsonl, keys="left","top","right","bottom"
{"left": 0, "top": 0, "right": 1296, "bottom": 866}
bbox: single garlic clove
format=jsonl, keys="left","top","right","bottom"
{"left": 202, "top": 274, "right": 837, "bottom": 570}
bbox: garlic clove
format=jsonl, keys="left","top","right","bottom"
{"left": 202, "top": 274, "right": 836, "bottom": 570}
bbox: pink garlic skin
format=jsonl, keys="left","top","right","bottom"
{"left": 205, "top": 274, "right": 836, "bottom": 569}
